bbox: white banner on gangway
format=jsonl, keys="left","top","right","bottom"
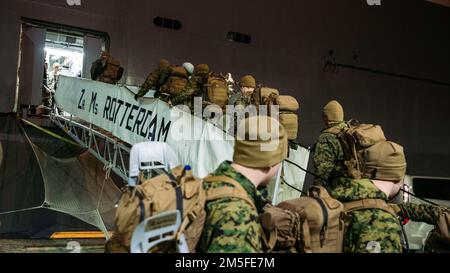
{"left": 55, "top": 76, "right": 310, "bottom": 202}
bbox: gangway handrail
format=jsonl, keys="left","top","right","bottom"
{"left": 51, "top": 112, "right": 131, "bottom": 182}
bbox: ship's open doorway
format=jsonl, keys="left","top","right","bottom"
{"left": 45, "top": 31, "right": 84, "bottom": 79}
{"left": 16, "top": 19, "right": 108, "bottom": 111}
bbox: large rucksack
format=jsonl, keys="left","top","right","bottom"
{"left": 204, "top": 73, "right": 229, "bottom": 108}
{"left": 161, "top": 66, "right": 189, "bottom": 97}
{"left": 262, "top": 90, "right": 300, "bottom": 141}
{"left": 259, "top": 87, "right": 279, "bottom": 103}
{"left": 98, "top": 58, "right": 124, "bottom": 84}
{"left": 325, "top": 120, "right": 387, "bottom": 179}
{"left": 261, "top": 186, "right": 345, "bottom": 253}
{"left": 106, "top": 167, "right": 256, "bottom": 253}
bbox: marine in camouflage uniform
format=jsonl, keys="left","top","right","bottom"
{"left": 331, "top": 140, "right": 450, "bottom": 253}
{"left": 135, "top": 59, "right": 171, "bottom": 100}
{"left": 329, "top": 141, "right": 409, "bottom": 253}
{"left": 393, "top": 203, "right": 449, "bottom": 226}
{"left": 330, "top": 177, "right": 404, "bottom": 253}
{"left": 172, "top": 64, "right": 210, "bottom": 107}
{"left": 198, "top": 116, "right": 288, "bottom": 253}
{"left": 229, "top": 75, "right": 260, "bottom": 109}
{"left": 232, "top": 92, "right": 261, "bottom": 109}
{"left": 198, "top": 161, "right": 268, "bottom": 253}
{"left": 313, "top": 100, "right": 347, "bottom": 188}
{"left": 228, "top": 75, "right": 260, "bottom": 136}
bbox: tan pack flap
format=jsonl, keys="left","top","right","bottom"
{"left": 277, "top": 96, "right": 299, "bottom": 112}
{"left": 260, "top": 87, "right": 279, "bottom": 100}
{"left": 171, "top": 66, "right": 188, "bottom": 78}
{"left": 354, "top": 124, "right": 386, "bottom": 147}
{"left": 310, "top": 186, "right": 343, "bottom": 210}
{"left": 278, "top": 197, "right": 325, "bottom": 228}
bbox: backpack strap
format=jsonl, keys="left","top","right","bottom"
{"left": 301, "top": 219, "right": 313, "bottom": 253}
{"left": 203, "top": 176, "right": 257, "bottom": 211}
{"left": 323, "top": 127, "right": 342, "bottom": 135}
{"left": 260, "top": 226, "right": 278, "bottom": 253}
{"left": 344, "top": 199, "right": 398, "bottom": 218}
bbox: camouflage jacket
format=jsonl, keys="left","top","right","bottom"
{"left": 171, "top": 76, "right": 206, "bottom": 106}
{"left": 137, "top": 67, "right": 171, "bottom": 98}
{"left": 329, "top": 178, "right": 403, "bottom": 253}
{"left": 312, "top": 121, "right": 348, "bottom": 188}
{"left": 198, "top": 161, "right": 267, "bottom": 253}
{"left": 229, "top": 91, "right": 260, "bottom": 108}
{"left": 391, "top": 203, "right": 449, "bottom": 225}
{"left": 391, "top": 203, "right": 450, "bottom": 252}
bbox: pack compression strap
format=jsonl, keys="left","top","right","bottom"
{"left": 168, "top": 173, "right": 184, "bottom": 218}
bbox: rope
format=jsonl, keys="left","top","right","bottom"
{"left": 103, "top": 163, "right": 114, "bottom": 180}
{"left": 19, "top": 117, "right": 80, "bottom": 147}
{"left": 281, "top": 176, "right": 307, "bottom": 196}
{"left": 97, "top": 163, "right": 114, "bottom": 209}
{"left": 0, "top": 206, "right": 44, "bottom": 216}
{"left": 399, "top": 189, "right": 439, "bottom": 206}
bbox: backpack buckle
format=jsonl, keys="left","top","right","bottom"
{"left": 309, "top": 186, "right": 321, "bottom": 198}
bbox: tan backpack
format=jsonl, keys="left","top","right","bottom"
{"left": 106, "top": 169, "right": 256, "bottom": 253}
{"left": 261, "top": 204, "right": 304, "bottom": 252}
{"left": 277, "top": 96, "right": 300, "bottom": 112}
{"left": 260, "top": 87, "right": 279, "bottom": 104}
{"left": 262, "top": 186, "right": 345, "bottom": 253}
{"left": 161, "top": 66, "right": 189, "bottom": 96}
{"left": 204, "top": 73, "right": 229, "bottom": 108}
{"left": 106, "top": 166, "right": 206, "bottom": 253}
{"left": 279, "top": 112, "right": 299, "bottom": 141}
{"left": 263, "top": 91, "right": 300, "bottom": 141}
{"left": 326, "top": 120, "right": 387, "bottom": 179}
{"left": 99, "top": 58, "right": 123, "bottom": 84}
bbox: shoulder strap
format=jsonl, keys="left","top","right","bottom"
{"left": 344, "top": 199, "right": 397, "bottom": 218}
{"left": 323, "top": 126, "right": 343, "bottom": 135}
{"left": 203, "top": 176, "right": 257, "bottom": 211}
{"left": 301, "top": 219, "right": 312, "bottom": 253}
{"left": 260, "top": 226, "right": 278, "bottom": 253}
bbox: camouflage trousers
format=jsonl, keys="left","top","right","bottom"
{"left": 344, "top": 209, "right": 403, "bottom": 253}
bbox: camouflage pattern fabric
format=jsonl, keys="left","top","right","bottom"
{"left": 171, "top": 75, "right": 206, "bottom": 106}
{"left": 198, "top": 161, "right": 268, "bottom": 253}
{"left": 312, "top": 121, "right": 348, "bottom": 188}
{"left": 231, "top": 92, "right": 260, "bottom": 108}
{"left": 329, "top": 177, "right": 403, "bottom": 253}
{"left": 392, "top": 203, "right": 448, "bottom": 225}
{"left": 137, "top": 67, "right": 171, "bottom": 98}
{"left": 228, "top": 92, "right": 261, "bottom": 136}
{"left": 391, "top": 203, "right": 450, "bottom": 253}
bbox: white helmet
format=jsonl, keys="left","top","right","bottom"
{"left": 182, "top": 62, "right": 194, "bottom": 75}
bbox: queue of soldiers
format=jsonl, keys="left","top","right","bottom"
{"left": 133, "top": 58, "right": 262, "bottom": 110}
{"left": 98, "top": 57, "right": 449, "bottom": 254}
